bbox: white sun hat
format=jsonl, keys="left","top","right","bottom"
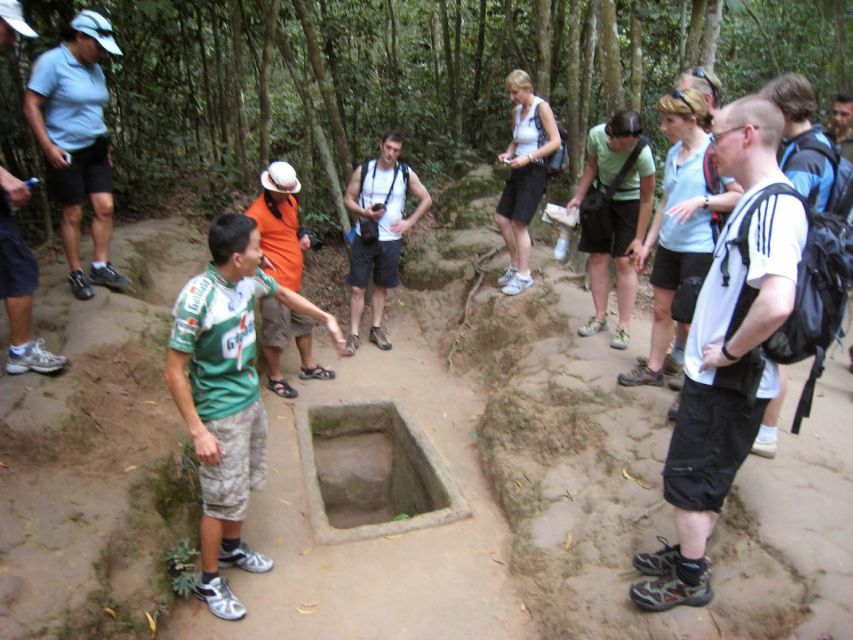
{"left": 70, "top": 10, "right": 122, "bottom": 56}
{"left": 260, "top": 161, "right": 302, "bottom": 194}
{"left": 0, "top": 0, "right": 38, "bottom": 38}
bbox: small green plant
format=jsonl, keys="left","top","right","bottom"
{"left": 164, "top": 537, "right": 199, "bottom": 598}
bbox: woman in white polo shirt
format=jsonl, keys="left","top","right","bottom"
{"left": 24, "top": 10, "right": 129, "bottom": 301}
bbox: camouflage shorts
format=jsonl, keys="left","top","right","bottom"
{"left": 199, "top": 400, "right": 268, "bottom": 521}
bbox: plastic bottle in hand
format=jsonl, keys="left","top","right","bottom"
{"left": 554, "top": 228, "right": 570, "bottom": 261}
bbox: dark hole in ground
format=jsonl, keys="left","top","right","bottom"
{"left": 309, "top": 404, "right": 451, "bottom": 530}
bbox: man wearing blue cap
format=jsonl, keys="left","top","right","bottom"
{"left": 24, "top": 10, "right": 129, "bottom": 301}
{"left": 1, "top": 1, "right": 67, "bottom": 375}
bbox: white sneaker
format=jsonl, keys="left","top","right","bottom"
{"left": 192, "top": 575, "right": 247, "bottom": 621}
{"left": 498, "top": 266, "right": 518, "bottom": 286}
{"left": 750, "top": 437, "right": 777, "bottom": 459}
{"left": 6, "top": 338, "right": 68, "bottom": 375}
{"left": 501, "top": 275, "right": 534, "bottom": 296}
{"left": 218, "top": 541, "right": 275, "bottom": 573}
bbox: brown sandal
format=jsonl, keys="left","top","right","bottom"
{"left": 267, "top": 377, "right": 298, "bottom": 398}
{"left": 298, "top": 365, "right": 336, "bottom": 380}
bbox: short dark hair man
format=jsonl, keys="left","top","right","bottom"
{"left": 164, "top": 214, "right": 346, "bottom": 621}
{"left": 827, "top": 90, "right": 853, "bottom": 163}
{"left": 1, "top": 1, "right": 67, "bottom": 376}
{"left": 628, "top": 96, "right": 807, "bottom": 612}
{"left": 342, "top": 131, "right": 432, "bottom": 354}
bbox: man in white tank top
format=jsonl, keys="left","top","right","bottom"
{"left": 342, "top": 131, "right": 432, "bottom": 353}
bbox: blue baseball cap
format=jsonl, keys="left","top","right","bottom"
{"left": 70, "top": 10, "right": 122, "bottom": 56}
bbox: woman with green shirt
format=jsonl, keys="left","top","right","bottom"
{"left": 566, "top": 110, "right": 656, "bottom": 350}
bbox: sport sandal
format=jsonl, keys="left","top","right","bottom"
{"left": 577, "top": 316, "right": 607, "bottom": 337}
{"left": 299, "top": 364, "right": 336, "bottom": 380}
{"left": 267, "top": 377, "right": 298, "bottom": 399}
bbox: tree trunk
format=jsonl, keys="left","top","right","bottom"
{"left": 629, "top": 0, "right": 643, "bottom": 111}
{"left": 210, "top": 5, "right": 230, "bottom": 151}
{"left": 551, "top": 0, "right": 567, "bottom": 97}
{"left": 178, "top": 13, "right": 203, "bottom": 162}
{"left": 681, "top": 0, "right": 707, "bottom": 70}
{"left": 699, "top": 0, "right": 724, "bottom": 71}
{"left": 430, "top": 4, "right": 442, "bottom": 102}
{"left": 471, "top": 0, "right": 487, "bottom": 110}
{"left": 230, "top": 0, "right": 249, "bottom": 183}
{"left": 579, "top": 0, "right": 598, "bottom": 146}
{"left": 256, "top": 0, "right": 280, "bottom": 169}
{"left": 597, "top": 0, "right": 623, "bottom": 116}
{"left": 276, "top": 31, "right": 350, "bottom": 239}
{"left": 534, "top": 0, "right": 552, "bottom": 99}
{"left": 832, "top": 0, "right": 847, "bottom": 88}
{"left": 679, "top": 0, "right": 688, "bottom": 65}
{"left": 565, "top": 0, "right": 586, "bottom": 187}
{"left": 386, "top": 0, "right": 401, "bottom": 123}
{"left": 291, "top": 0, "right": 353, "bottom": 176}
{"left": 453, "top": 0, "right": 462, "bottom": 138}
{"left": 196, "top": 7, "right": 220, "bottom": 162}
{"left": 438, "top": 0, "right": 460, "bottom": 136}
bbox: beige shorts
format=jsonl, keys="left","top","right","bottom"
{"left": 259, "top": 296, "right": 315, "bottom": 349}
{"left": 198, "top": 400, "right": 268, "bottom": 521}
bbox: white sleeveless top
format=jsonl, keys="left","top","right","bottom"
{"left": 513, "top": 96, "right": 545, "bottom": 156}
{"left": 357, "top": 159, "right": 407, "bottom": 241}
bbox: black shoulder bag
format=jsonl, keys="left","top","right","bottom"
{"left": 580, "top": 138, "right": 648, "bottom": 245}
{"left": 358, "top": 160, "right": 402, "bottom": 243}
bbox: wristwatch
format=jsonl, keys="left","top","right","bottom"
{"left": 703, "top": 194, "right": 711, "bottom": 208}
{"left": 721, "top": 344, "right": 739, "bottom": 362}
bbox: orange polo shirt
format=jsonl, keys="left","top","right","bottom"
{"left": 244, "top": 193, "right": 303, "bottom": 291}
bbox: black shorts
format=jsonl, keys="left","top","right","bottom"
{"left": 649, "top": 246, "right": 714, "bottom": 290}
{"left": 578, "top": 198, "right": 639, "bottom": 257}
{"left": 496, "top": 164, "right": 549, "bottom": 225}
{"left": 45, "top": 137, "right": 113, "bottom": 205}
{"left": 663, "top": 377, "right": 769, "bottom": 513}
{"left": 0, "top": 216, "right": 39, "bottom": 299}
{"left": 346, "top": 236, "right": 403, "bottom": 289}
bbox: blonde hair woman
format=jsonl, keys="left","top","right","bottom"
{"left": 617, "top": 88, "right": 741, "bottom": 386}
{"left": 495, "top": 69, "right": 561, "bottom": 296}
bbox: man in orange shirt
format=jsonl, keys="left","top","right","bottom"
{"left": 245, "top": 162, "right": 335, "bottom": 399}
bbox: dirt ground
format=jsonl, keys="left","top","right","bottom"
{"left": 1, "top": 174, "right": 852, "bottom": 638}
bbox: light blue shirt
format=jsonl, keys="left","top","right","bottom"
{"left": 27, "top": 44, "right": 109, "bottom": 152}
{"left": 658, "top": 137, "right": 717, "bottom": 253}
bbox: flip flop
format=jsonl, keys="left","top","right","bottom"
{"left": 267, "top": 377, "right": 298, "bottom": 399}
{"left": 298, "top": 365, "right": 336, "bottom": 381}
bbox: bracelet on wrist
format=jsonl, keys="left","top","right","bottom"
{"left": 721, "top": 344, "right": 739, "bottom": 362}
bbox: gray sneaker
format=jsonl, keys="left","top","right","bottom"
{"left": 369, "top": 326, "right": 392, "bottom": 350}
{"left": 90, "top": 263, "right": 131, "bottom": 292}
{"left": 498, "top": 266, "right": 518, "bottom": 286}
{"left": 617, "top": 363, "right": 664, "bottom": 387}
{"left": 192, "top": 575, "right": 247, "bottom": 621}
{"left": 218, "top": 541, "right": 274, "bottom": 573}
{"left": 346, "top": 333, "right": 360, "bottom": 356}
{"left": 68, "top": 269, "right": 94, "bottom": 300}
{"left": 577, "top": 316, "right": 607, "bottom": 337}
{"left": 501, "top": 275, "right": 534, "bottom": 296}
{"left": 6, "top": 338, "right": 68, "bottom": 375}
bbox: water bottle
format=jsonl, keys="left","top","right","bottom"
{"left": 5, "top": 177, "right": 40, "bottom": 215}
{"left": 554, "top": 228, "right": 570, "bottom": 261}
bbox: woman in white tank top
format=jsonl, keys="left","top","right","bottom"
{"left": 495, "top": 69, "right": 561, "bottom": 296}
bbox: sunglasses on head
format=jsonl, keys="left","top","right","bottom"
{"left": 671, "top": 90, "right": 696, "bottom": 115}
{"left": 690, "top": 68, "right": 720, "bottom": 104}
{"left": 605, "top": 123, "right": 642, "bottom": 138}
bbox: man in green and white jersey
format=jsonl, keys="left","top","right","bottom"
{"left": 165, "top": 214, "right": 346, "bottom": 621}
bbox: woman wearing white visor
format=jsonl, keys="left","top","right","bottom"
{"left": 24, "top": 10, "right": 128, "bottom": 302}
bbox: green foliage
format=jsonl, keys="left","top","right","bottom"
{"left": 164, "top": 537, "right": 199, "bottom": 598}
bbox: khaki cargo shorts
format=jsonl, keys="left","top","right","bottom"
{"left": 259, "top": 296, "right": 315, "bottom": 349}
{"left": 198, "top": 400, "right": 268, "bottom": 521}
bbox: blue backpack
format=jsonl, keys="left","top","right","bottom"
{"left": 783, "top": 136, "right": 853, "bottom": 221}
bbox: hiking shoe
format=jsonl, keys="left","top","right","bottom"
{"left": 578, "top": 316, "right": 607, "bottom": 337}
{"left": 90, "top": 263, "right": 131, "bottom": 292}
{"left": 618, "top": 363, "right": 664, "bottom": 387}
{"left": 218, "top": 541, "right": 274, "bottom": 573}
{"left": 369, "top": 326, "right": 392, "bottom": 350}
{"left": 192, "top": 575, "right": 247, "bottom": 621}
{"left": 69, "top": 269, "right": 94, "bottom": 300}
{"left": 663, "top": 353, "right": 683, "bottom": 376}
{"left": 668, "top": 374, "right": 684, "bottom": 391}
{"left": 633, "top": 536, "right": 682, "bottom": 576}
{"left": 610, "top": 328, "right": 630, "bottom": 350}
{"left": 6, "top": 338, "right": 68, "bottom": 375}
{"left": 346, "top": 333, "right": 360, "bottom": 356}
{"left": 667, "top": 394, "right": 680, "bottom": 422}
{"left": 629, "top": 569, "right": 714, "bottom": 612}
{"left": 750, "top": 434, "right": 778, "bottom": 459}
{"left": 501, "top": 275, "right": 534, "bottom": 296}
{"left": 498, "top": 266, "right": 518, "bottom": 286}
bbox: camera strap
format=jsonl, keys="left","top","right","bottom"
{"left": 360, "top": 159, "right": 401, "bottom": 209}
{"left": 263, "top": 191, "right": 298, "bottom": 231}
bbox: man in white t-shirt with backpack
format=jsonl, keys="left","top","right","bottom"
{"left": 628, "top": 96, "right": 807, "bottom": 612}
{"left": 342, "top": 131, "right": 432, "bottom": 354}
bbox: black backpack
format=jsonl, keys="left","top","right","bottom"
{"left": 532, "top": 103, "right": 569, "bottom": 174}
{"left": 358, "top": 158, "right": 409, "bottom": 203}
{"left": 725, "top": 183, "right": 853, "bottom": 433}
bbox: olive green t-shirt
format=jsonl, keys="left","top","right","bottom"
{"left": 587, "top": 123, "right": 656, "bottom": 201}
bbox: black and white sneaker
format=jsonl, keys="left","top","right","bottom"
{"left": 218, "top": 541, "right": 275, "bottom": 573}
{"left": 90, "top": 262, "right": 131, "bottom": 292}
{"left": 192, "top": 575, "right": 247, "bottom": 621}
{"left": 68, "top": 269, "right": 94, "bottom": 300}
